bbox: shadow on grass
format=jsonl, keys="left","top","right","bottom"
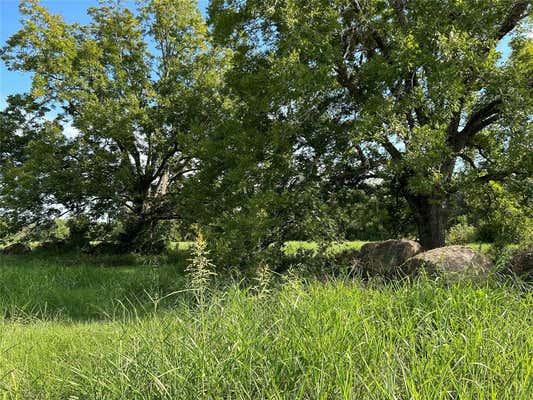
{"left": 0, "top": 252, "right": 190, "bottom": 322}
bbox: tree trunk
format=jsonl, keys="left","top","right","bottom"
{"left": 116, "top": 215, "right": 150, "bottom": 252}
{"left": 406, "top": 194, "right": 448, "bottom": 249}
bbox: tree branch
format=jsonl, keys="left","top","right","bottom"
{"left": 152, "top": 142, "right": 178, "bottom": 180}
{"left": 446, "top": 97, "right": 465, "bottom": 144}
{"left": 496, "top": 1, "right": 530, "bottom": 40}
{"left": 454, "top": 98, "right": 503, "bottom": 149}
{"left": 391, "top": 0, "right": 408, "bottom": 27}
{"left": 458, "top": 153, "right": 477, "bottom": 170}
{"left": 381, "top": 139, "right": 402, "bottom": 160}
{"left": 335, "top": 62, "right": 359, "bottom": 99}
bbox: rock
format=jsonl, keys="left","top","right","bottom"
{"left": 83, "top": 242, "right": 120, "bottom": 255}
{"left": 38, "top": 240, "right": 68, "bottom": 251}
{"left": 333, "top": 249, "right": 361, "bottom": 266}
{"left": 405, "top": 245, "right": 493, "bottom": 279}
{"left": 360, "top": 240, "right": 424, "bottom": 276}
{"left": 508, "top": 248, "right": 533, "bottom": 279}
{"left": 2, "top": 243, "right": 31, "bottom": 255}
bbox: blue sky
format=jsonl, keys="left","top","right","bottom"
{"left": 0, "top": 0, "right": 209, "bottom": 107}
{"left": 0, "top": 1, "right": 525, "bottom": 110}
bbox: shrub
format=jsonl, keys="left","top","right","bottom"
{"left": 447, "top": 217, "right": 478, "bottom": 245}
{"left": 466, "top": 180, "right": 532, "bottom": 246}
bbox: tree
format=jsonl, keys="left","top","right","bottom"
{"left": 0, "top": 95, "right": 77, "bottom": 234}
{"left": 209, "top": 0, "right": 533, "bottom": 249}
{"left": 2, "top": 0, "right": 229, "bottom": 250}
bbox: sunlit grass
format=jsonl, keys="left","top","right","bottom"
{"left": 282, "top": 241, "right": 493, "bottom": 255}
{"left": 465, "top": 242, "right": 493, "bottom": 253}
{"left": 0, "top": 255, "right": 531, "bottom": 399}
{"left": 170, "top": 240, "right": 369, "bottom": 255}
{"left": 283, "top": 240, "right": 368, "bottom": 255}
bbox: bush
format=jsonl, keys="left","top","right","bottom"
{"left": 465, "top": 180, "right": 532, "bottom": 246}
{"left": 447, "top": 217, "right": 478, "bottom": 245}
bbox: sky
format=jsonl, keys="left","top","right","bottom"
{"left": 0, "top": 0, "right": 209, "bottom": 108}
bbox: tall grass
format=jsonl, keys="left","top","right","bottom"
{"left": 0, "top": 255, "right": 531, "bottom": 399}
{"left": 0, "top": 254, "right": 187, "bottom": 321}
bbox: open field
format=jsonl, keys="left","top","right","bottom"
{"left": 1, "top": 254, "right": 532, "bottom": 399}
{"left": 167, "top": 240, "right": 492, "bottom": 255}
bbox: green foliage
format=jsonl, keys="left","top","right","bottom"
{"left": 2, "top": 0, "right": 532, "bottom": 256}
{"left": 1, "top": 0, "right": 231, "bottom": 248}
{"left": 467, "top": 180, "right": 533, "bottom": 246}
{"left": 63, "top": 215, "right": 92, "bottom": 248}
{"left": 196, "top": 178, "right": 341, "bottom": 271}
{"left": 209, "top": 0, "right": 533, "bottom": 249}
{"left": 333, "top": 184, "right": 416, "bottom": 241}
{"left": 447, "top": 216, "right": 478, "bottom": 245}
{"left": 0, "top": 95, "right": 76, "bottom": 232}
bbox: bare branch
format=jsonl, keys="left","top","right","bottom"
{"left": 458, "top": 153, "right": 477, "bottom": 170}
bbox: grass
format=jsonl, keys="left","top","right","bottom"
{"left": 282, "top": 241, "right": 492, "bottom": 255}
{"left": 11, "top": 239, "right": 492, "bottom": 256}
{"left": 0, "top": 254, "right": 187, "bottom": 321}
{"left": 464, "top": 242, "right": 493, "bottom": 253}
{"left": 1, "top": 253, "right": 531, "bottom": 399}
{"left": 167, "top": 240, "right": 369, "bottom": 255}
{"left": 283, "top": 240, "right": 368, "bottom": 255}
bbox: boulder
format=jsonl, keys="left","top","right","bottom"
{"left": 360, "top": 240, "right": 424, "bottom": 276}
{"left": 405, "top": 245, "right": 492, "bottom": 279}
{"left": 333, "top": 249, "right": 361, "bottom": 266}
{"left": 508, "top": 248, "right": 533, "bottom": 279}
{"left": 2, "top": 243, "right": 31, "bottom": 255}
{"left": 38, "top": 240, "right": 69, "bottom": 251}
{"left": 83, "top": 242, "right": 120, "bottom": 255}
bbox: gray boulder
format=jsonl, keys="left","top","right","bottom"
{"left": 333, "top": 249, "right": 361, "bottom": 266}
{"left": 405, "top": 245, "right": 492, "bottom": 279}
{"left": 508, "top": 248, "right": 533, "bottom": 279}
{"left": 2, "top": 243, "right": 31, "bottom": 255}
{"left": 360, "top": 239, "right": 424, "bottom": 276}
{"left": 38, "top": 240, "right": 68, "bottom": 251}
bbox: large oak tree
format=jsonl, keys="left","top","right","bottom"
{"left": 209, "top": 0, "right": 533, "bottom": 248}
{"left": 2, "top": 0, "right": 230, "bottom": 249}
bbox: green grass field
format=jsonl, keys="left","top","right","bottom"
{"left": 1, "top": 252, "right": 531, "bottom": 399}
{"left": 170, "top": 240, "right": 491, "bottom": 255}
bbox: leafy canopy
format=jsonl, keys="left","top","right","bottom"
{"left": 208, "top": 0, "right": 533, "bottom": 248}
{"left": 1, "top": 0, "right": 231, "bottom": 240}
